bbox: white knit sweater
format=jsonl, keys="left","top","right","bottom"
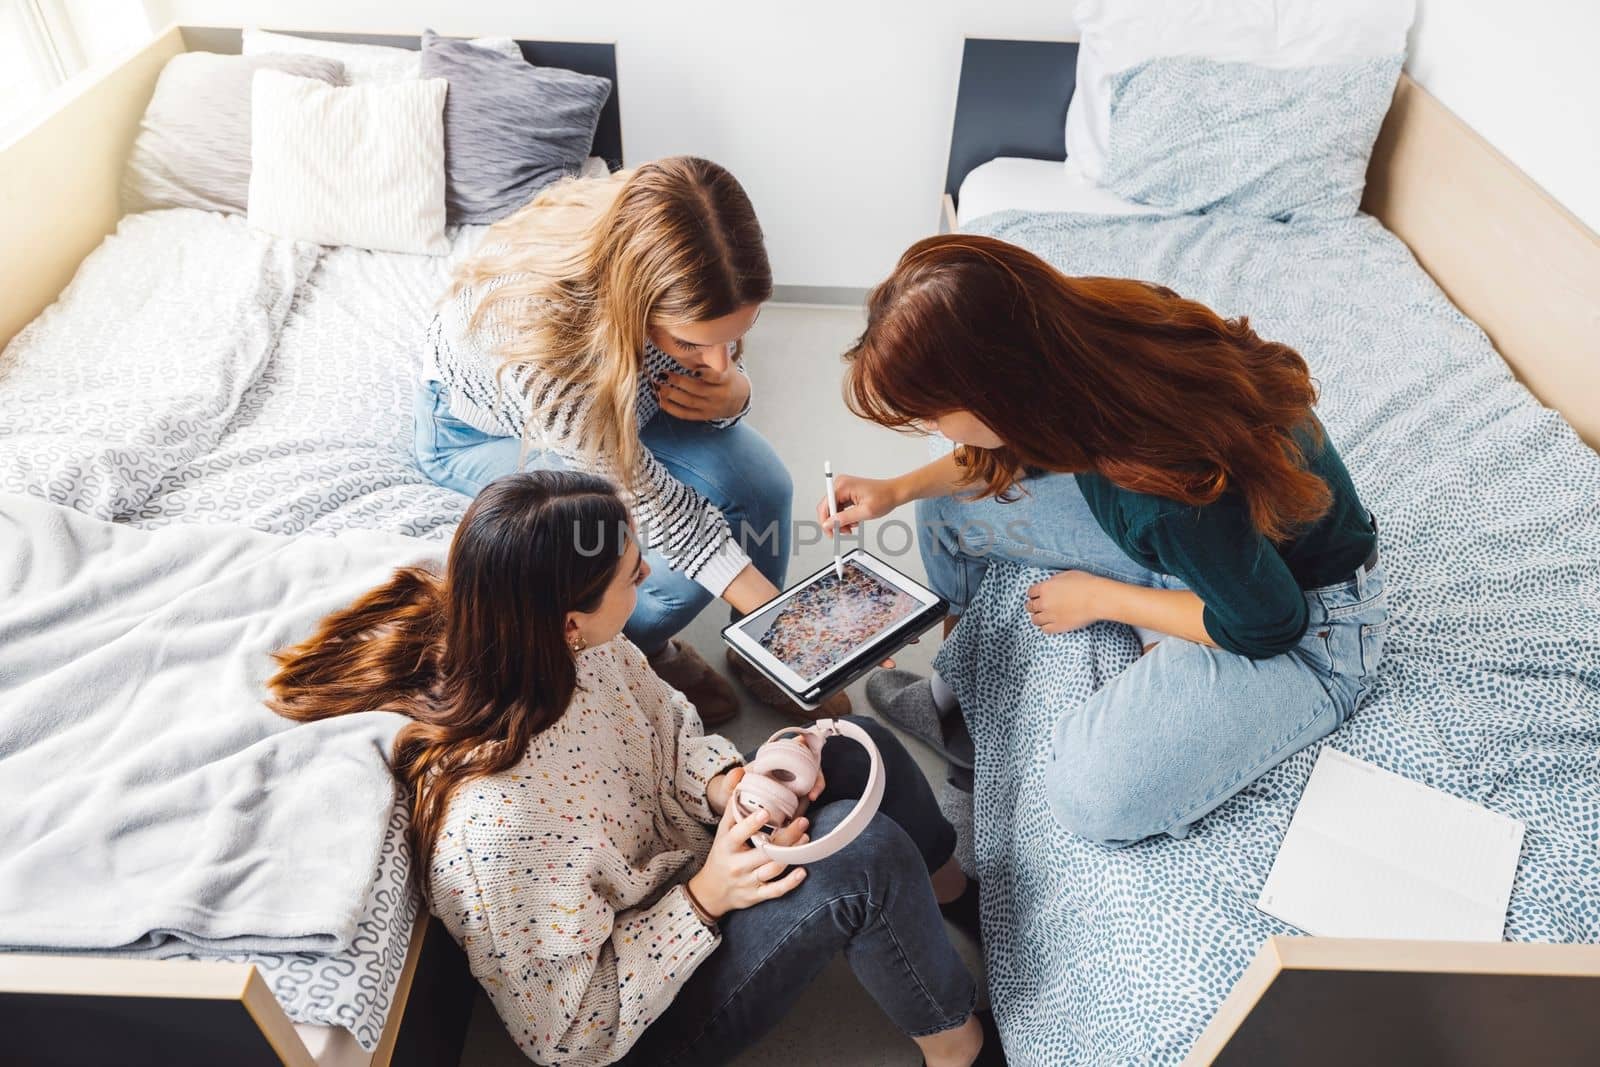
{"left": 422, "top": 277, "right": 754, "bottom": 595}
{"left": 429, "top": 637, "right": 743, "bottom": 1066}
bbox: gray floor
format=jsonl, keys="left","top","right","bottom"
{"left": 457, "top": 305, "right": 985, "bottom": 1066}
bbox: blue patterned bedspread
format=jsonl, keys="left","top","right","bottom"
{"left": 936, "top": 209, "right": 1600, "bottom": 1066}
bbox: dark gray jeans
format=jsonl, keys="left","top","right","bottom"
{"left": 618, "top": 716, "right": 975, "bottom": 1066}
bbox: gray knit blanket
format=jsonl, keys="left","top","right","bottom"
{"left": 0, "top": 492, "right": 433, "bottom": 957}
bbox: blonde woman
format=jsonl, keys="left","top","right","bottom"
{"left": 414, "top": 157, "right": 827, "bottom": 721}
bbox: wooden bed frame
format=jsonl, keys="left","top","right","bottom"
{"left": 942, "top": 38, "right": 1600, "bottom": 450}
{"left": 0, "top": 23, "right": 620, "bottom": 1066}
{"left": 1184, "top": 936, "right": 1600, "bottom": 1065}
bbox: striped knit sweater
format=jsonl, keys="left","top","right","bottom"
{"left": 422, "top": 275, "right": 754, "bottom": 594}
{"left": 429, "top": 636, "right": 743, "bottom": 1066}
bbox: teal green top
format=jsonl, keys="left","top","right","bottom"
{"left": 1074, "top": 419, "right": 1376, "bottom": 659}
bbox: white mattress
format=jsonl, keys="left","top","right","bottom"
{"left": 956, "top": 157, "right": 1173, "bottom": 226}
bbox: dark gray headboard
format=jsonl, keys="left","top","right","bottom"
{"left": 180, "top": 27, "right": 624, "bottom": 169}
{"left": 944, "top": 38, "right": 1079, "bottom": 206}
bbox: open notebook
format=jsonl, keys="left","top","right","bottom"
{"left": 1258, "top": 747, "right": 1525, "bottom": 941}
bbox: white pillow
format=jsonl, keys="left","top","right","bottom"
{"left": 247, "top": 70, "right": 449, "bottom": 255}
{"left": 242, "top": 29, "right": 523, "bottom": 83}
{"left": 1064, "top": 0, "right": 1414, "bottom": 182}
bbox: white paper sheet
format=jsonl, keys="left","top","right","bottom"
{"left": 1257, "top": 748, "right": 1525, "bottom": 942}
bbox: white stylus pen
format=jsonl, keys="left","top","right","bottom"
{"left": 824, "top": 461, "right": 844, "bottom": 579}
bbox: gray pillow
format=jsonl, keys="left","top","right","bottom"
{"left": 123, "top": 51, "right": 345, "bottom": 215}
{"left": 1101, "top": 54, "right": 1403, "bottom": 223}
{"left": 420, "top": 30, "right": 613, "bottom": 225}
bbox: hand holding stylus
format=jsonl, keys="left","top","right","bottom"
{"left": 815, "top": 472, "right": 902, "bottom": 535}
{"left": 814, "top": 472, "right": 923, "bottom": 672}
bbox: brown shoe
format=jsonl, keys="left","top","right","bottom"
{"left": 725, "top": 648, "right": 852, "bottom": 720}
{"left": 648, "top": 641, "right": 739, "bottom": 727}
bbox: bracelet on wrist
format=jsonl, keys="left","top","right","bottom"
{"left": 683, "top": 880, "right": 719, "bottom": 930}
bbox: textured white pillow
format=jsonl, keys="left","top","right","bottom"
{"left": 247, "top": 70, "right": 449, "bottom": 255}
{"left": 242, "top": 29, "right": 523, "bottom": 83}
{"left": 1064, "top": 0, "right": 1414, "bottom": 182}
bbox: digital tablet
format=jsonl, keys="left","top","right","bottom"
{"left": 722, "top": 549, "right": 949, "bottom": 712}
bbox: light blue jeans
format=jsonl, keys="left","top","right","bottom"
{"left": 917, "top": 472, "right": 1388, "bottom": 845}
{"left": 412, "top": 380, "right": 793, "bottom": 652}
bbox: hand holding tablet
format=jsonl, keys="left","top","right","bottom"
{"left": 723, "top": 549, "right": 947, "bottom": 711}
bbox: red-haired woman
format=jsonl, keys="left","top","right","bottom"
{"left": 821, "top": 234, "right": 1387, "bottom": 845}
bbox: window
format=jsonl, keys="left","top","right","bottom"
{"left": 0, "top": 1, "right": 67, "bottom": 135}
{"left": 0, "top": 0, "right": 153, "bottom": 139}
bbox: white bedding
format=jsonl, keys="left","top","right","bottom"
{"left": 956, "top": 156, "right": 1172, "bottom": 226}
{"left": 126, "top": 217, "right": 478, "bottom": 539}
{"left": 0, "top": 492, "right": 423, "bottom": 956}
{"left": 0, "top": 212, "right": 317, "bottom": 518}
{"left": 165, "top": 795, "right": 420, "bottom": 1052}
{"left": 0, "top": 208, "right": 480, "bottom": 1050}
{"left": 0, "top": 490, "right": 430, "bottom": 1050}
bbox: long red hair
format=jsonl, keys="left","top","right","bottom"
{"left": 844, "top": 234, "right": 1330, "bottom": 542}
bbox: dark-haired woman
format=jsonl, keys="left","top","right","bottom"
{"left": 268, "top": 472, "right": 1001, "bottom": 1067}
{"left": 822, "top": 234, "right": 1387, "bottom": 845}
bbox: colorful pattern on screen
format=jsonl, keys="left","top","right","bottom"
{"left": 756, "top": 564, "right": 918, "bottom": 680}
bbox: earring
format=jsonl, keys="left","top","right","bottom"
{"left": 569, "top": 633, "right": 588, "bottom": 653}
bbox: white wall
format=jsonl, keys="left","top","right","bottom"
{"left": 53, "top": 1, "right": 158, "bottom": 67}
{"left": 146, "top": 1, "right": 1597, "bottom": 287}
{"left": 1409, "top": 0, "right": 1600, "bottom": 233}
{"left": 149, "top": 0, "right": 1075, "bottom": 290}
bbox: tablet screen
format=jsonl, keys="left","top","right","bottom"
{"left": 736, "top": 559, "right": 923, "bottom": 683}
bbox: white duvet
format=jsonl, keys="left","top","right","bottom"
{"left": 126, "top": 215, "right": 475, "bottom": 539}
{"left": 0, "top": 208, "right": 482, "bottom": 1049}
{"left": 0, "top": 208, "right": 477, "bottom": 541}
{"left": 0, "top": 212, "right": 317, "bottom": 518}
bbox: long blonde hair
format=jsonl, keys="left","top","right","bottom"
{"left": 452, "top": 156, "right": 772, "bottom": 486}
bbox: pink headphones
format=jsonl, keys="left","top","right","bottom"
{"left": 731, "top": 718, "right": 884, "bottom": 864}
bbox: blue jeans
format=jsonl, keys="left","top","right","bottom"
{"left": 412, "top": 381, "right": 792, "bottom": 652}
{"left": 618, "top": 717, "right": 972, "bottom": 1065}
{"left": 918, "top": 472, "right": 1389, "bottom": 845}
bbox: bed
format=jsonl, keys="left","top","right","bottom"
{"left": 937, "top": 37, "right": 1600, "bottom": 1067}
{"left": 0, "top": 24, "right": 621, "bottom": 1067}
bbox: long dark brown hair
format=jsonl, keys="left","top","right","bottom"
{"left": 844, "top": 234, "right": 1330, "bottom": 542}
{"left": 266, "top": 472, "right": 631, "bottom": 878}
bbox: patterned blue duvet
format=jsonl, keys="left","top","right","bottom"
{"left": 937, "top": 209, "right": 1600, "bottom": 1065}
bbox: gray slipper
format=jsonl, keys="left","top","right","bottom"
{"left": 938, "top": 778, "right": 977, "bottom": 879}
{"left": 866, "top": 669, "right": 975, "bottom": 771}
